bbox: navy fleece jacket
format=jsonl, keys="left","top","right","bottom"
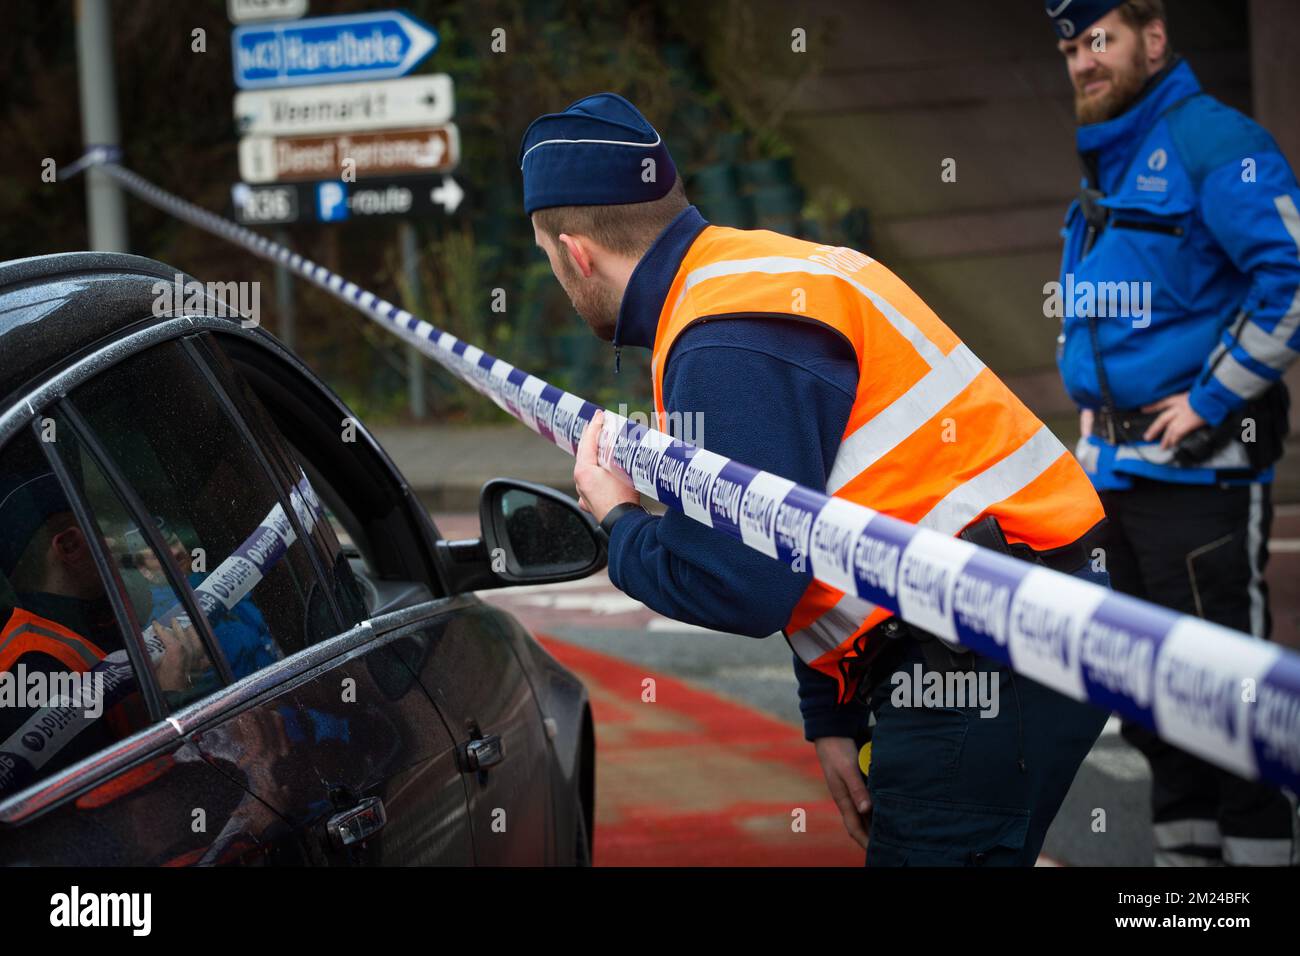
{"left": 603, "top": 205, "right": 870, "bottom": 741}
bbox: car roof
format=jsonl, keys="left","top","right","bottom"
{"left": 0, "top": 251, "right": 237, "bottom": 407}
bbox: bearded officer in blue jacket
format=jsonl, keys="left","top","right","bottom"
{"left": 1049, "top": 0, "right": 1300, "bottom": 865}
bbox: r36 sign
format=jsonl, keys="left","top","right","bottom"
{"left": 232, "top": 184, "right": 298, "bottom": 225}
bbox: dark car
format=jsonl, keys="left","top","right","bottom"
{"left": 0, "top": 252, "right": 598, "bottom": 865}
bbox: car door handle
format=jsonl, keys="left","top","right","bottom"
{"left": 326, "top": 796, "right": 387, "bottom": 849}
{"left": 464, "top": 734, "right": 505, "bottom": 771}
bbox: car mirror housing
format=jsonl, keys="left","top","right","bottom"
{"left": 435, "top": 478, "right": 607, "bottom": 593}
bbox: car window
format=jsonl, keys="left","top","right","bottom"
{"left": 0, "top": 428, "right": 169, "bottom": 796}
{"left": 203, "top": 334, "right": 444, "bottom": 607}
{"left": 64, "top": 339, "right": 338, "bottom": 666}
{"left": 193, "top": 336, "right": 369, "bottom": 629}
{"left": 46, "top": 419, "right": 224, "bottom": 707}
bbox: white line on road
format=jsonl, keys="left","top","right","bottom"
{"left": 475, "top": 576, "right": 612, "bottom": 597}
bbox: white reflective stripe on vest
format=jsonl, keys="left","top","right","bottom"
{"left": 788, "top": 425, "right": 1068, "bottom": 664}
{"left": 917, "top": 425, "right": 1066, "bottom": 535}
{"left": 672, "top": 256, "right": 946, "bottom": 367}
{"left": 827, "top": 344, "right": 985, "bottom": 494}
{"left": 788, "top": 594, "right": 878, "bottom": 665}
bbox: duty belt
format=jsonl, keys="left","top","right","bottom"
{"left": 1093, "top": 407, "right": 1160, "bottom": 446}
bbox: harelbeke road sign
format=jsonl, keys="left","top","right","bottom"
{"left": 232, "top": 10, "right": 438, "bottom": 90}
{"left": 234, "top": 75, "right": 454, "bottom": 136}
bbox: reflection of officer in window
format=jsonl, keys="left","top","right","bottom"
{"left": 0, "top": 470, "right": 135, "bottom": 768}
{"left": 127, "top": 518, "right": 279, "bottom": 682}
{"left": 0, "top": 470, "right": 203, "bottom": 777}
{"left": 1048, "top": 0, "right": 1300, "bottom": 865}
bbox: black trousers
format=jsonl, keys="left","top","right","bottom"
{"left": 1101, "top": 478, "right": 1298, "bottom": 866}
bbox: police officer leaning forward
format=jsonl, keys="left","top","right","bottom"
{"left": 1048, "top": 0, "right": 1300, "bottom": 866}
{"left": 520, "top": 92, "right": 1111, "bottom": 865}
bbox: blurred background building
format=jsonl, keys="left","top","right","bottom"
{"left": 2, "top": 0, "right": 1296, "bottom": 496}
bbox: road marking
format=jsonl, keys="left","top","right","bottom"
{"left": 714, "top": 665, "right": 799, "bottom": 682}
{"left": 475, "top": 576, "right": 610, "bottom": 596}
{"left": 507, "top": 592, "right": 645, "bottom": 615}
{"left": 646, "top": 619, "right": 721, "bottom": 634}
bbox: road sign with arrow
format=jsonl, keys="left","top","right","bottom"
{"left": 232, "top": 174, "right": 465, "bottom": 224}
{"left": 232, "top": 10, "right": 438, "bottom": 89}
{"left": 234, "top": 74, "right": 454, "bottom": 136}
{"left": 238, "top": 124, "right": 460, "bottom": 183}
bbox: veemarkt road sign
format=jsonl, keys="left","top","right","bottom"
{"left": 232, "top": 10, "right": 438, "bottom": 90}
{"left": 233, "top": 75, "right": 455, "bottom": 136}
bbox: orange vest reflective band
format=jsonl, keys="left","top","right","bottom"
{"left": 0, "top": 608, "right": 108, "bottom": 674}
{"left": 650, "top": 226, "right": 1106, "bottom": 702}
{"left": 0, "top": 608, "right": 137, "bottom": 739}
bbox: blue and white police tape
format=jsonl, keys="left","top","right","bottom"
{"left": 65, "top": 154, "right": 1300, "bottom": 792}
{"left": 0, "top": 476, "right": 323, "bottom": 795}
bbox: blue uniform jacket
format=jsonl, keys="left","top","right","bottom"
{"left": 604, "top": 205, "right": 867, "bottom": 741}
{"left": 1058, "top": 58, "right": 1300, "bottom": 489}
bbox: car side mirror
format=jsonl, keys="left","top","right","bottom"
{"left": 480, "top": 478, "right": 607, "bottom": 584}
{"left": 434, "top": 478, "right": 608, "bottom": 594}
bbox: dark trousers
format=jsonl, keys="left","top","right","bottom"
{"left": 1102, "top": 478, "right": 1298, "bottom": 866}
{"left": 861, "top": 566, "right": 1111, "bottom": 865}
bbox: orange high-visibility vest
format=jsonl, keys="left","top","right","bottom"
{"left": 0, "top": 607, "right": 135, "bottom": 738}
{"left": 650, "top": 226, "right": 1106, "bottom": 703}
{"left": 0, "top": 608, "right": 108, "bottom": 673}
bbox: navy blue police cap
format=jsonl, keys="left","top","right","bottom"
{"left": 0, "top": 470, "right": 73, "bottom": 577}
{"left": 1045, "top": 0, "right": 1125, "bottom": 39}
{"left": 519, "top": 93, "right": 676, "bottom": 215}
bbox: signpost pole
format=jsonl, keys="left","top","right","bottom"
{"left": 75, "top": 0, "right": 129, "bottom": 251}
{"left": 274, "top": 228, "right": 296, "bottom": 352}
{"left": 399, "top": 221, "right": 426, "bottom": 420}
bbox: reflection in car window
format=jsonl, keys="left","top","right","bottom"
{"left": 67, "top": 339, "right": 335, "bottom": 665}
{"left": 48, "top": 426, "right": 223, "bottom": 707}
{"left": 195, "top": 338, "right": 369, "bottom": 628}
{"left": 0, "top": 430, "right": 154, "bottom": 794}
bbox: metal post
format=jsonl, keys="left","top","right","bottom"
{"left": 75, "top": 0, "right": 129, "bottom": 251}
{"left": 274, "top": 228, "right": 296, "bottom": 351}
{"left": 399, "top": 221, "right": 426, "bottom": 420}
